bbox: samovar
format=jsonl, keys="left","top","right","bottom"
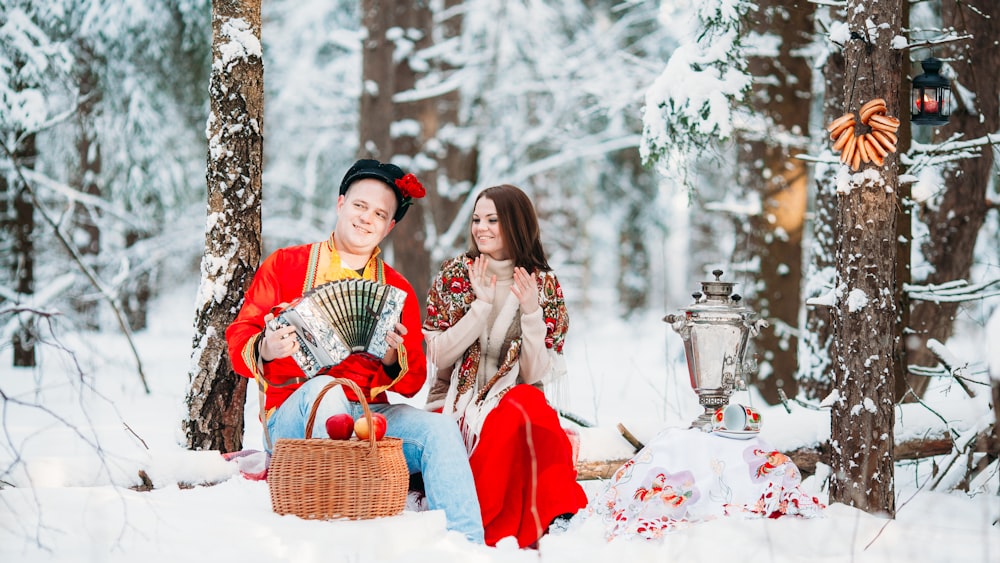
{"left": 663, "top": 270, "right": 767, "bottom": 430}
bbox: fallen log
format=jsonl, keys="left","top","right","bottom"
{"left": 575, "top": 433, "right": 955, "bottom": 481}
{"left": 576, "top": 459, "right": 630, "bottom": 481}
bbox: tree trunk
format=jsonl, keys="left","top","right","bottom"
{"left": 122, "top": 229, "right": 153, "bottom": 331}
{"left": 71, "top": 42, "right": 103, "bottom": 330}
{"left": 3, "top": 52, "right": 39, "bottom": 367}
{"left": 828, "top": 0, "right": 903, "bottom": 517}
{"left": 735, "top": 0, "right": 814, "bottom": 404}
{"left": 359, "top": 0, "right": 474, "bottom": 309}
{"left": 905, "top": 0, "right": 999, "bottom": 399}
{"left": 184, "top": 0, "right": 263, "bottom": 453}
{"left": 800, "top": 26, "right": 846, "bottom": 401}
{"left": 613, "top": 151, "right": 656, "bottom": 316}
{"left": 993, "top": 379, "right": 1000, "bottom": 466}
{"left": 11, "top": 131, "right": 37, "bottom": 367}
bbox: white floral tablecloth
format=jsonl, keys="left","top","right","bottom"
{"left": 588, "top": 427, "right": 825, "bottom": 540}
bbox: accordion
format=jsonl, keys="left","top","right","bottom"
{"left": 267, "top": 279, "right": 407, "bottom": 378}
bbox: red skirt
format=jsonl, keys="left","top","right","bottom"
{"left": 468, "top": 384, "right": 589, "bottom": 548}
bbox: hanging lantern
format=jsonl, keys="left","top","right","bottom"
{"left": 911, "top": 57, "right": 951, "bottom": 126}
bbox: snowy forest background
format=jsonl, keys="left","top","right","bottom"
{"left": 2, "top": 0, "right": 998, "bottom": 528}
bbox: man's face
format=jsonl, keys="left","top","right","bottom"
{"left": 335, "top": 178, "right": 398, "bottom": 255}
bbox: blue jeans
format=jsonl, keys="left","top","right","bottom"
{"left": 265, "top": 376, "right": 484, "bottom": 543}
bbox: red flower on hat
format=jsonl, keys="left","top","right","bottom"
{"left": 395, "top": 174, "right": 426, "bottom": 199}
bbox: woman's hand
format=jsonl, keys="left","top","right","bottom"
{"left": 512, "top": 267, "right": 540, "bottom": 314}
{"left": 261, "top": 309, "right": 299, "bottom": 361}
{"left": 469, "top": 255, "right": 497, "bottom": 304}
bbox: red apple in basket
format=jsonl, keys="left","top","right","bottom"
{"left": 324, "top": 413, "right": 355, "bottom": 440}
{"left": 354, "top": 413, "right": 387, "bottom": 441}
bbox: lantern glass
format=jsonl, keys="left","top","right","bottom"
{"left": 911, "top": 57, "right": 951, "bottom": 126}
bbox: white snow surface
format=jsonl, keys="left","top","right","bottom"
{"left": 1, "top": 282, "right": 997, "bottom": 562}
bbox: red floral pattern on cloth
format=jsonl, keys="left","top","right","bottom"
{"left": 423, "top": 255, "right": 569, "bottom": 412}
{"left": 589, "top": 427, "right": 825, "bottom": 540}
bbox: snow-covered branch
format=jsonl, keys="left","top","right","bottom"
{"left": 904, "top": 278, "right": 1000, "bottom": 303}
{"left": 896, "top": 34, "right": 975, "bottom": 53}
{"left": 909, "top": 132, "right": 1000, "bottom": 156}
{"left": 799, "top": 132, "right": 999, "bottom": 176}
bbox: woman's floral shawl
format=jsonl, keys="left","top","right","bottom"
{"left": 424, "top": 255, "right": 569, "bottom": 449}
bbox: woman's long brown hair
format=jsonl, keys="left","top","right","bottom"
{"left": 467, "top": 184, "right": 551, "bottom": 272}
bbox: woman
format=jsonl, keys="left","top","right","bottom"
{"left": 423, "top": 184, "right": 588, "bottom": 548}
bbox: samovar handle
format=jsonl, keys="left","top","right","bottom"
{"left": 662, "top": 313, "right": 691, "bottom": 337}
{"left": 746, "top": 318, "right": 769, "bottom": 337}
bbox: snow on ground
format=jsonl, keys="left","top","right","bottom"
{"left": 1, "top": 281, "right": 997, "bottom": 562}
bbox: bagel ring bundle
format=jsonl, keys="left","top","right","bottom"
{"left": 826, "top": 97, "right": 900, "bottom": 171}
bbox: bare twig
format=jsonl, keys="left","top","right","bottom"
{"left": 865, "top": 475, "right": 930, "bottom": 550}
{"left": 0, "top": 138, "right": 149, "bottom": 393}
{"left": 558, "top": 409, "right": 595, "bottom": 428}
{"left": 0, "top": 306, "right": 60, "bottom": 318}
{"left": 930, "top": 423, "right": 992, "bottom": 490}
{"left": 617, "top": 423, "right": 645, "bottom": 452}
{"left": 899, "top": 389, "right": 962, "bottom": 444}
{"left": 777, "top": 389, "right": 793, "bottom": 413}
{"left": 908, "top": 365, "right": 991, "bottom": 387}
{"left": 123, "top": 422, "right": 149, "bottom": 450}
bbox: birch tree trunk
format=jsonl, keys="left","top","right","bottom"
{"left": 184, "top": 0, "right": 263, "bottom": 453}
{"left": 735, "top": 0, "right": 814, "bottom": 404}
{"left": 828, "top": 0, "right": 902, "bottom": 516}
{"left": 905, "top": 0, "right": 999, "bottom": 399}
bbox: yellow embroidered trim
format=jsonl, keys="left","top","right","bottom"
{"left": 368, "top": 345, "right": 409, "bottom": 399}
{"left": 319, "top": 235, "right": 382, "bottom": 284}
{"left": 243, "top": 332, "right": 264, "bottom": 381}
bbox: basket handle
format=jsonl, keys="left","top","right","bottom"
{"left": 304, "top": 378, "right": 380, "bottom": 453}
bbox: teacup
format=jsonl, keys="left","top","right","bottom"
{"left": 712, "top": 403, "right": 761, "bottom": 432}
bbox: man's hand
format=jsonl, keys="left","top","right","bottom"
{"left": 381, "top": 322, "right": 407, "bottom": 366}
{"left": 260, "top": 309, "right": 300, "bottom": 361}
{"left": 469, "top": 255, "right": 497, "bottom": 304}
{"left": 512, "top": 267, "right": 540, "bottom": 315}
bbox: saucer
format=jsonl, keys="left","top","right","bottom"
{"left": 712, "top": 429, "right": 760, "bottom": 440}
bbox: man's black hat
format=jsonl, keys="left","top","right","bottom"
{"left": 339, "top": 159, "right": 426, "bottom": 222}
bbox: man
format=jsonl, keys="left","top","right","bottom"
{"left": 226, "top": 159, "right": 484, "bottom": 543}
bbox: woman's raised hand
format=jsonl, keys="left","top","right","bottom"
{"left": 469, "top": 255, "right": 497, "bottom": 304}
{"left": 512, "top": 267, "right": 540, "bottom": 314}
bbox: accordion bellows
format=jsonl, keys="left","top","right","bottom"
{"left": 268, "top": 279, "right": 407, "bottom": 377}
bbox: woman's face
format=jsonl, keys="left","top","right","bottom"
{"left": 471, "top": 197, "right": 508, "bottom": 260}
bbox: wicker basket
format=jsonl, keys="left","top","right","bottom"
{"left": 268, "top": 378, "right": 409, "bottom": 520}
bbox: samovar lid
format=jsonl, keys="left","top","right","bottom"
{"left": 690, "top": 269, "right": 743, "bottom": 308}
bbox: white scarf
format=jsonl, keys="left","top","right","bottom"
{"left": 443, "top": 293, "right": 521, "bottom": 453}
